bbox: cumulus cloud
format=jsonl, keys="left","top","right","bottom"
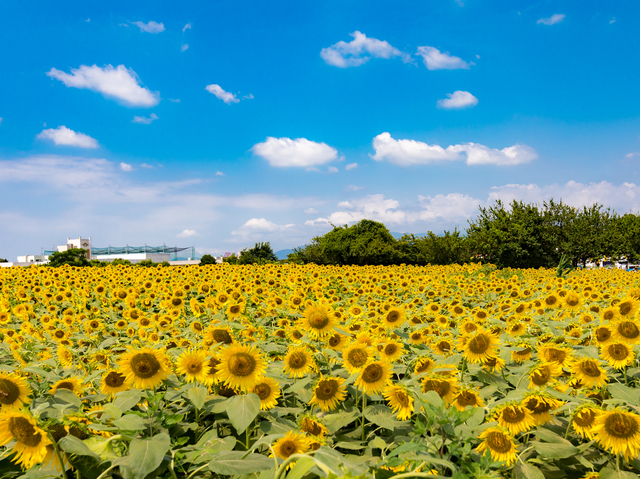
{"left": 416, "top": 46, "right": 471, "bottom": 70}
{"left": 625, "top": 152, "right": 640, "bottom": 159}
{"left": 205, "top": 84, "right": 239, "bottom": 104}
{"left": 47, "top": 64, "right": 159, "bottom": 107}
{"left": 216, "top": 171, "right": 225, "bottom": 176}
{"left": 416, "top": 193, "right": 481, "bottom": 221}
{"left": 232, "top": 218, "right": 295, "bottom": 238}
{"left": 36, "top": 126, "right": 99, "bottom": 148}
{"left": 183, "top": 23, "right": 191, "bottom": 32}
{"left": 347, "top": 185, "right": 364, "bottom": 191}
{"left": 252, "top": 137, "right": 338, "bottom": 168}
{"left": 169, "top": 98, "right": 180, "bottom": 103}
{"left": 370, "top": 132, "right": 537, "bottom": 166}
{"left": 243, "top": 94, "right": 254, "bottom": 100}
{"left": 120, "top": 162, "right": 133, "bottom": 171}
{"left": 304, "top": 208, "right": 319, "bottom": 214}
{"left": 307, "top": 194, "right": 407, "bottom": 226}
{"left": 345, "top": 162, "right": 358, "bottom": 170}
{"left": 177, "top": 229, "right": 197, "bottom": 238}
{"left": 132, "top": 21, "right": 165, "bottom": 33}
{"left": 141, "top": 163, "right": 154, "bottom": 169}
{"left": 537, "top": 14, "right": 565, "bottom": 25}
{"left": 132, "top": 113, "right": 158, "bottom": 124}
{"left": 181, "top": 44, "right": 189, "bottom": 52}
{"left": 320, "top": 31, "right": 410, "bottom": 68}
{"left": 437, "top": 91, "right": 478, "bottom": 110}
{"left": 328, "top": 166, "right": 339, "bottom": 173}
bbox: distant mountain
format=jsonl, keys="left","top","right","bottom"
{"left": 275, "top": 249, "right": 294, "bottom": 260}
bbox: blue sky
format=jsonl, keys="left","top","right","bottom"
{"left": 1, "top": 0, "right": 640, "bottom": 259}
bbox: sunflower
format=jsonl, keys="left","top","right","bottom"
{"left": 271, "top": 431, "right": 310, "bottom": 460}
{"left": 382, "top": 384, "right": 414, "bottom": 420}
{"left": 601, "top": 306, "right": 619, "bottom": 322}
{"left": 204, "top": 325, "right": 234, "bottom": 345}
{"left": 50, "top": 377, "right": 84, "bottom": 396}
{"left": 522, "top": 393, "right": 563, "bottom": 425}
{"left": 572, "top": 405, "right": 602, "bottom": 440}
{"left": 570, "top": 358, "right": 608, "bottom": 388}
{"left": 176, "top": 350, "right": 210, "bottom": 383}
{"left": 413, "top": 356, "right": 435, "bottom": 376}
{"left": 594, "top": 324, "right": 614, "bottom": 345}
{"left": 592, "top": 408, "right": 640, "bottom": 461}
{"left": 301, "top": 303, "right": 335, "bottom": 339}
{"left": 494, "top": 404, "right": 535, "bottom": 435}
{"left": 537, "top": 344, "right": 572, "bottom": 367}
{"left": 0, "top": 373, "right": 30, "bottom": 409}
{"left": 0, "top": 409, "right": 52, "bottom": 469}
{"left": 251, "top": 377, "right": 281, "bottom": 410}
{"left": 511, "top": 343, "right": 532, "bottom": 363}
{"left": 431, "top": 339, "right": 454, "bottom": 356}
{"left": 458, "top": 328, "right": 499, "bottom": 364}
{"left": 563, "top": 292, "right": 583, "bottom": 311}
{"left": 342, "top": 343, "right": 371, "bottom": 373}
{"left": 327, "top": 332, "right": 348, "bottom": 350}
{"left": 421, "top": 375, "right": 458, "bottom": 404}
{"left": 300, "top": 415, "right": 328, "bottom": 438}
{"left": 226, "top": 302, "right": 245, "bottom": 320}
{"left": 100, "top": 370, "right": 129, "bottom": 395}
{"left": 216, "top": 344, "right": 266, "bottom": 391}
{"left": 452, "top": 388, "right": 485, "bottom": 411}
{"left": 612, "top": 319, "right": 640, "bottom": 345}
{"left": 600, "top": 342, "right": 634, "bottom": 369}
{"left": 482, "top": 355, "right": 506, "bottom": 373}
{"left": 378, "top": 340, "right": 404, "bottom": 362}
{"left": 309, "top": 376, "right": 347, "bottom": 412}
{"left": 381, "top": 307, "right": 406, "bottom": 329}
{"left": 283, "top": 346, "right": 315, "bottom": 379}
{"left": 476, "top": 428, "right": 518, "bottom": 465}
{"left": 356, "top": 361, "right": 391, "bottom": 395}
{"left": 528, "top": 362, "right": 562, "bottom": 389}
{"left": 617, "top": 297, "right": 640, "bottom": 318}
{"left": 118, "top": 347, "right": 171, "bottom": 389}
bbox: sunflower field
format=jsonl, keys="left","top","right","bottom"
{"left": 1, "top": 263, "right": 640, "bottom": 479}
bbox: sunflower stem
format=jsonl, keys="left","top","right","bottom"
{"left": 47, "top": 432, "right": 66, "bottom": 476}
{"left": 361, "top": 391, "right": 367, "bottom": 443}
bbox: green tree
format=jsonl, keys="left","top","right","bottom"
{"left": 235, "top": 242, "right": 278, "bottom": 265}
{"left": 318, "top": 220, "right": 398, "bottom": 265}
{"left": 199, "top": 254, "right": 217, "bottom": 265}
{"left": 47, "top": 248, "right": 91, "bottom": 267}
{"left": 0, "top": 258, "right": 7, "bottom": 263}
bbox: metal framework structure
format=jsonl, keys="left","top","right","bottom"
{"left": 45, "top": 245, "right": 199, "bottom": 261}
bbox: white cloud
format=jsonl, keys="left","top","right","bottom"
{"left": 437, "top": 91, "right": 478, "bottom": 110}
{"left": 328, "top": 166, "right": 339, "bottom": 173}
{"left": 36, "top": 126, "right": 99, "bottom": 149}
{"left": 347, "top": 185, "right": 364, "bottom": 191}
{"left": 610, "top": 18, "right": 616, "bottom": 24}
{"left": 252, "top": 137, "right": 338, "bottom": 167}
{"left": 181, "top": 44, "right": 189, "bottom": 52}
{"left": 416, "top": 193, "right": 481, "bottom": 221}
{"left": 231, "top": 218, "right": 295, "bottom": 238}
{"left": 320, "top": 31, "right": 410, "bottom": 68}
{"left": 625, "top": 152, "right": 640, "bottom": 159}
{"left": 132, "top": 21, "right": 165, "bottom": 33}
{"left": 86, "top": 18, "right": 90, "bottom": 22}
{"left": 416, "top": 46, "right": 471, "bottom": 70}
{"left": 132, "top": 113, "right": 159, "bottom": 124}
{"left": 47, "top": 64, "right": 159, "bottom": 107}
{"left": 243, "top": 94, "right": 254, "bottom": 100}
{"left": 216, "top": 171, "right": 225, "bottom": 176}
{"left": 141, "top": 163, "right": 154, "bottom": 169}
{"left": 345, "top": 162, "right": 358, "bottom": 170}
{"left": 120, "top": 162, "right": 133, "bottom": 171}
{"left": 177, "top": 229, "right": 197, "bottom": 238}
{"left": 304, "top": 208, "right": 319, "bottom": 214}
{"left": 205, "top": 84, "right": 239, "bottom": 104}
{"left": 169, "top": 98, "right": 180, "bottom": 103}
{"left": 308, "top": 194, "right": 407, "bottom": 226}
{"left": 183, "top": 23, "right": 191, "bottom": 32}
{"left": 0, "top": 117, "right": 3, "bottom": 125}
{"left": 537, "top": 14, "right": 565, "bottom": 25}
{"left": 370, "top": 132, "right": 537, "bottom": 166}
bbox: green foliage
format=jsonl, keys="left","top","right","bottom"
{"left": 227, "top": 242, "right": 279, "bottom": 265}
{"left": 199, "top": 254, "right": 217, "bottom": 265}
{"left": 47, "top": 248, "right": 91, "bottom": 267}
{"left": 0, "top": 258, "right": 7, "bottom": 263}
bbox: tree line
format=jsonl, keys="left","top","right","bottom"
{"left": 288, "top": 199, "right": 640, "bottom": 269}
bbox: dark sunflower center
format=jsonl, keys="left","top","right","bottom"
{"left": 329, "top": 334, "right": 341, "bottom": 347}
{"left": 384, "top": 344, "right": 398, "bottom": 355}
{"left": 596, "top": 327, "right": 611, "bottom": 341}
{"left": 619, "top": 302, "right": 633, "bottom": 316}
{"left": 208, "top": 358, "right": 221, "bottom": 375}
{"left": 416, "top": 360, "right": 432, "bottom": 373}
{"left": 362, "top": 364, "right": 383, "bottom": 383}
{"left": 386, "top": 311, "right": 400, "bottom": 323}
{"left": 604, "top": 413, "right": 639, "bottom": 438}
{"left": 218, "top": 295, "right": 228, "bottom": 304}
{"left": 104, "top": 371, "right": 126, "bottom": 388}
{"left": 56, "top": 381, "right": 74, "bottom": 391}
{"left": 502, "top": 407, "right": 525, "bottom": 423}
{"left": 140, "top": 318, "right": 151, "bottom": 326}
{"left": 468, "top": 334, "right": 490, "bottom": 354}
{"left": 0, "top": 378, "right": 20, "bottom": 405}
{"left": 55, "top": 331, "right": 65, "bottom": 338}
{"left": 456, "top": 391, "right": 478, "bottom": 407}
{"left": 254, "top": 383, "right": 271, "bottom": 400}
{"left": 437, "top": 341, "right": 451, "bottom": 352}
{"left": 347, "top": 349, "right": 368, "bottom": 368}
{"left": 574, "top": 409, "right": 596, "bottom": 427}
{"left": 486, "top": 431, "right": 512, "bottom": 454}
{"left": 423, "top": 379, "right": 451, "bottom": 398}
{"left": 9, "top": 417, "right": 42, "bottom": 447}
{"left": 280, "top": 440, "right": 297, "bottom": 457}
{"left": 515, "top": 305, "right": 525, "bottom": 314}
{"left": 515, "top": 347, "right": 531, "bottom": 357}
{"left": 566, "top": 296, "right": 579, "bottom": 307}
{"left": 187, "top": 361, "right": 203, "bottom": 374}
{"left": 292, "top": 297, "right": 302, "bottom": 305}
{"left": 228, "top": 353, "right": 256, "bottom": 377}
{"left": 212, "top": 330, "right": 233, "bottom": 344}
{"left": 618, "top": 322, "right": 640, "bottom": 339}
{"left": 609, "top": 344, "right": 629, "bottom": 360}
{"left": 411, "top": 333, "right": 422, "bottom": 340}
{"left": 545, "top": 296, "right": 557, "bottom": 306}
{"left": 545, "top": 348, "right": 566, "bottom": 363}
{"left": 130, "top": 353, "right": 162, "bottom": 378}
{"left": 580, "top": 360, "right": 601, "bottom": 377}
{"left": 288, "top": 352, "right": 308, "bottom": 369}
{"left": 302, "top": 420, "right": 322, "bottom": 436}
{"left": 229, "top": 305, "right": 241, "bottom": 314}
{"left": 477, "top": 311, "right": 487, "bottom": 319}
{"left": 316, "top": 380, "right": 338, "bottom": 400}
{"left": 309, "top": 311, "right": 329, "bottom": 329}
{"left": 526, "top": 398, "right": 551, "bottom": 414}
